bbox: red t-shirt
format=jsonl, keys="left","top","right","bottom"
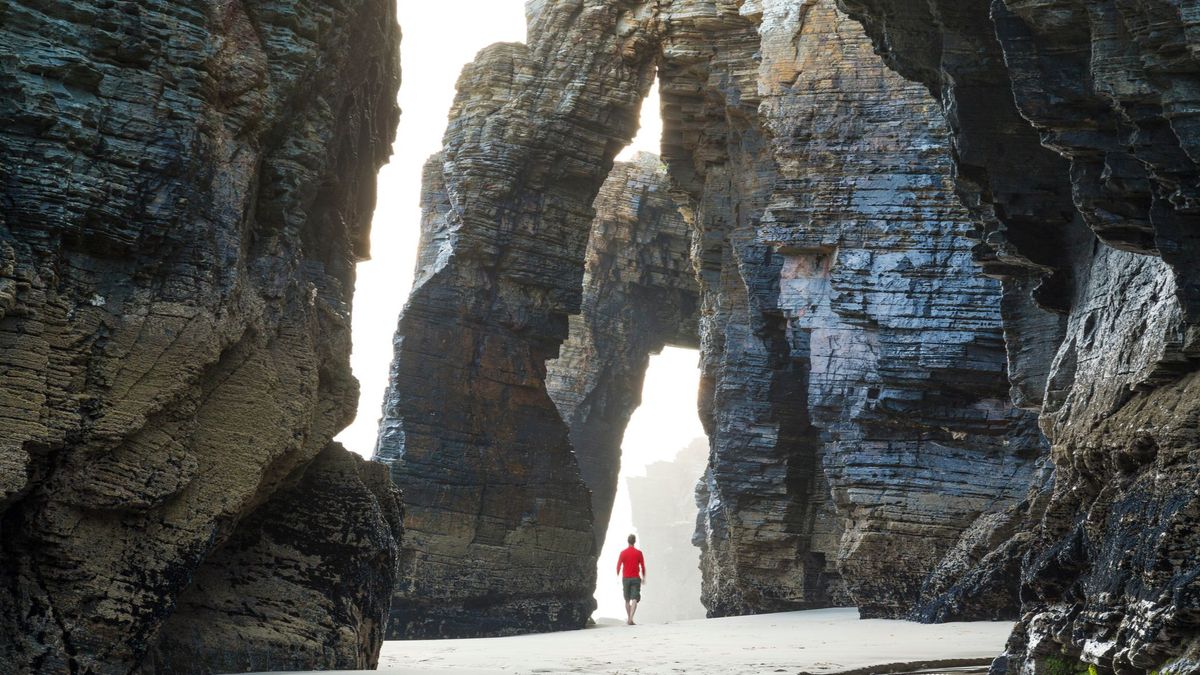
{"left": 617, "top": 546, "right": 645, "bottom": 579}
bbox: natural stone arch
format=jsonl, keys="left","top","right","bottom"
{"left": 377, "top": 0, "right": 1046, "bottom": 638}
{"left": 546, "top": 153, "right": 701, "bottom": 552}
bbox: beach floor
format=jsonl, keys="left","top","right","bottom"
{"left": 356, "top": 607, "right": 1011, "bottom": 674}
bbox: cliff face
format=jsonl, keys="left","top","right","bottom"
{"left": 546, "top": 153, "right": 699, "bottom": 549}
{"left": 0, "top": 0, "right": 401, "bottom": 671}
{"left": 383, "top": 0, "right": 1048, "bottom": 636}
{"left": 666, "top": 0, "right": 1045, "bottom": 619}
{"left": 373, "top": 1, "right": 660, "bottom": 637}
{"left": 659, "top": 0, "right": 842, "bottom": 617}
{"left": 836, "top": 0, "right": 1200, "bottom": 671}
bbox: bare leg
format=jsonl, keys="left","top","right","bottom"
{"left": 629, "top": 599, "right": 638, "bottom": 625}
{"left": 625, "top": 599, "right": 633, "bottom": 625}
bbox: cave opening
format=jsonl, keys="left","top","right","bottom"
{"left": 592, "top": 346, "right": 709, "bottom": 623}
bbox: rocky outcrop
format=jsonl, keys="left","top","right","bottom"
{"left": 836, "top": 0, "right": 1200, "bottom": 671}
{"left": 139, "top": 445, "right": 403, "bottom": 673}
{"left": 627, "top": 438, "right": 708, "bottom": 623}
{"left": 0, "top": 0, "right": 401, "bottom": 671}
{"left": 382, "top": 0, "right": 1047, "bottom": 635}
{"left": 546, "top": 153, "right": 699, "bottom": 548}
{"left": 373, "top": 2, "right": 659, "bottom": 637}
{"left": 660, "top": 0, "right": 853, "bottom": 617}
{"left": 666, "top": 0, "right": 1045, "bottom": 619}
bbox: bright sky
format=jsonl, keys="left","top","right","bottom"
{"left": 335, "top": 0, "right": 703, "bottom": 619}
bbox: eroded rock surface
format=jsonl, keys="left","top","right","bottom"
{"left": 667, "top": 0, "right": 1044, "bottom": 619}
{"left": 140, "top": 445, "right": 403, "bottom": 673}
{"left": 373, "top": 2, "right": 659, "bottom": 637}
{"left": 628, "top": 438, "right": 708, "bottom": 623}
{"left": 0, "top": 0, "right": 400, "bottom": 671}
{"left": 547, "top": 153, "right": 699, "bottom": 548}
{"left": 836, "top": 0, "right": 1200, "bottom": 671}
{"left": 383, "top": 0, "right": 1050, "bottom": 634}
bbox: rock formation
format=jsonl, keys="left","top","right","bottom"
{"left": 834, "top": 0, "right": 1200, "bottom": 671}
{"left": 547, "top": 153, "right": 700, "bottom": 548}
{"left": 0, "top": 0, "right": 401, "bottom": 671}
{"left": 373, "top": 6, "right": 658, "bottom": 632}
{"left": 627, "top": 438, "right": 708, "bottom": 623}
{"left": 140, "top": 445, "right": 404, "bottom": 673}
{"left": 663, "top": 0, "right": 1045, "bottom": 619}
{"left": 382, "top": 0, "right": 1048, "bottom": 637}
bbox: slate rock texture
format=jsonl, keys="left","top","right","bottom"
{"left": 658, "top": 0, "right": 849, "bottom": 617}
{"left": 373, "top": 1, "right": 660, "bottom": 638}
{"left": 0, "top": 0, "right": 400, "bottom": 671}
{"left": 546, "top": 152, "right": 700, "bottom": 549}
{"left": 836, "top": 0, "right": 1200, "bottom": 671}
{"left": 383, "top": 0, "right": 1052, "bottom": 633}
{"left": 667, "top": 0, "right": 1045, "bottom": 619}
{"left": 758, "top": 0, "right": 1045, "bottom": 621}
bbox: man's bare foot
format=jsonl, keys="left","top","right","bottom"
{"left": 627, "top": 620, "right": 635, "bottom": 625}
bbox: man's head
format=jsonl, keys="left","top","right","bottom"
{"left": 628, "top": 534, "right": 636, "bottom": 545}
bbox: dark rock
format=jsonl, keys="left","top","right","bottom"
{"left": 665, "top": 0, "right": 1044, "bottom": 619}
{"left": 546, "top": 153, "right": 700, "bottom": 549}
{"left": 0, "top": 0, "right": 401, "bottom": 670}
{"left": 138, "top": 444, "right": 403, "bottom": 673}
{"left": 373, "top": 2, "right": 659, "bottom": 637}
{"left": 658, "top": 0, "right": 845, "bottom": 617}
{"left": 837, "top": 0, "right": 1200, "bottom": 670}
{"left": 382, "top": 0, "right": 1049, "bottom": 630}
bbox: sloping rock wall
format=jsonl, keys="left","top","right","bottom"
{"left": 139, "top": 445, "right": 404, "bottom": 673}
{"left": 627, "top": 438, "right": 709, "bottom": 623}
{"left": 758, "top": 0, "right": 1045, "bottom": 620}
{"left": 0, "top": 0, "right": 401, "bottom": 671}
{"left": 836, "top": 0, "right": 1200, "bottom": 671}
{"left": 373, "top": 1, "right": 660, "bottom": 638}
{"left": 546, "top": 153, "right": 700, "bottom": 548}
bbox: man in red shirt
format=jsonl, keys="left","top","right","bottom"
{"left": 616, "top": 534, "right": 646, "bottom": 625}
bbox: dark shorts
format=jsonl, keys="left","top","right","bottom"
{"left": 622, "top": 577, "right": 641, "bottom": 601}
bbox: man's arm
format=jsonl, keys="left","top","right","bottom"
{"left": 640, "top": 552, "right": 647, "bottom": 581}
{"left": 616, "top": 554, "right": 622, "bottom": 576}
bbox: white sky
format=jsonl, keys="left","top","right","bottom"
{"left": 336, "top": 0, "right": 703, "bottom": 620}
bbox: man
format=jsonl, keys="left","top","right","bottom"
{"left": 616, "top": 533, "right": 646, "bottom": 625}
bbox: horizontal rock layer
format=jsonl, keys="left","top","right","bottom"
{"left": 546, "top": 152, "right": 700, "bottom": 549}
{"left": 759, "top": 0, "right": 1045, "bottom": 620}
{"left": 373, "top": 1, "right": 659, "bottom": 637}
{"left": 658, "top": 0, "right": 850, "bottom": 616}
{"left": 661, "top": 0, "right": 1044, "bottom": 619}
{"left": 383, "top": 0, "right": 1053, "bottom": 635}
{"left": 0, "top": 0, "right": 401, "bottom": 671}
{"left": 836, "top": 0, "right": 1200, "bottom": 671}
{"left": 627, "top": 438, "right": 709, "bottom": 624}
{"left": 139, "top": 444, "right": 404, "bottom": 673}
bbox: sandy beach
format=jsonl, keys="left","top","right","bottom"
{"left": 344, "top": 608, "right": 1012, "bottom": 675}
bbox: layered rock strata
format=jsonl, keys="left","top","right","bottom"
{"left": 382, "top": 0, "right": 1049, "bottom": 635}
{"left": 0, "top": 0, "right": 401, "bottom": 671}
{"left": 373, "top": 2, "right": 659, "bottom": 637}
{"left": 546, "top": 152, "right": 700, "bottom": 548}
{"left": 658, "top": 0, "right": 849, "bottom": 617}
{"left": 836, "top": 0, "right": 1200, "bottom": 671}
{"left": 666, "top": 0, "right": 1045, "bottom": 619}
{"left": 140, "top": 445, "right": 404, "bottom": 673}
